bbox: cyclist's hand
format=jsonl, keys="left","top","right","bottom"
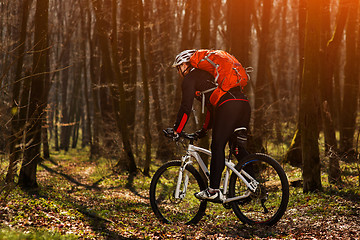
{"left": 163, "top": 128, "right": 180, "bottom": 141}
{"left": 195, "top": 128, "right": 207, "bottom": 139}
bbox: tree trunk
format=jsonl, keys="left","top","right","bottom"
{"left": 277, "top": 0, "right": 290, "bottom": 119}
{"left": 80, "top": 6, "right": 92, "bottom": 148}
{"left": 92, "top": 0, "right": 137, "bottom": 173}
{"left": 6, "top": 0, "right": 32, "bottom": 183}
{"left": 149, "top": 0, "right": 175, "bottom": 161}
{"left": 87, "top": 2, "right": 100, "bottom": 157}
{"left": 59, "top": 12, "right": 71, "bottom": 151}
{"left": 320, "top": 0, "right": 349, "bottom": 183}
{"left": 300, "top": 0, "right": 322, "bottom": 193}
{"left": 227, "top": 0, "right": 252, "bottom": 67}
{"left": 109, "top": 0, "right": 137, "bottom": 173}
{"left": 120, "top": 0, "right": 136, "bottom": 140}
{"left": 284, "top": 127, "right": 302, "bottom": 167}
{"left": 172, "top": 0, "right": 193, "bottom": 121}
{"left": 267, "top": 66, "right": 283, "bottom": 142}
{"left": 200, "top": 0, "right": 210, "bottom": 48}
{"left": 71, "top": 102, "right": 81, "bottom": 149}
{"left": 42, "top": 115, "right": 50, "bottom": 159}
{"left": 198, "top": 0, "right": 212, "bottom": 166}
{"left": 253, "top": 0, "right": 273, "bottom": 152}
{"left": 139, "top": 0, "right": 152, "bottom": 176}
{"left": 19, "top": 0, "right": 50, "bottom": 189}
{"left": 340, "top": 0, "right": 359, "bottom": 160}
{"left": 285, "top": 0, "right": 307, "bottom": 167}
{"left": 130, "top": 8, "right": 138, "bottom": 143}
{"left": 54, "top": 72, "right": 60, "bottom": 151}
{"left": 59, "top": 48, "right": 71, "bottom": 151}
{"left": 91, "top": 0, "right": 137, "bottom": 172}
{"left": 63, "top": 62, "right": 81, "bottom": 150}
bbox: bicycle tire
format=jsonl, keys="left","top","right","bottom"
{"left": 149, "top": 160, "right": 207, "bottom": 225}
{"left": 228, "top": 153, "right": 289, "bottom": 226}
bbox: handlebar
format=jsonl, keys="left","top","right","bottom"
{"left": 162, "top": 129, "right": 198, "bottom": 142}
{"left": 179, "top": 132, "right": 198, "bottom": 141}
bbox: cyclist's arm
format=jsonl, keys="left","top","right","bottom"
{"left": 202, "top": 109, "right": 213, "bottom": 131}
{"left": 173, "top": 76, "right": 196, "bottom": 133}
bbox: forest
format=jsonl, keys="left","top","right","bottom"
{"left": 0, "top": 0, "right": 359, "bottom": 239}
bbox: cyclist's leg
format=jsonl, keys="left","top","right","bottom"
{"left": 230, "top": 138, "right": 250, "bottom": 160}
{"left": 209, "top": 100, "right": 251, "bottom": 189}
{"left": 209, "top": 129, "right": 228, "bottom": 189}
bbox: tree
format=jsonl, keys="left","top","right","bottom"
{"left": 91, "top": 0, "right": 137, "bottom": 173}
{"left": 80, "top": 6, "right": 92, "bottom": 149}
{"left": 172, "top": 0, "right": 196, "bottom": 120}
{"left": 121, "top": 0, "right": 137, "bottom": 140}
{"left": 300, "top": 0, "right": 322, "bottom": 192}
{"left": 146, "top": 0, "right": 174, "bottom": 160}
{"left": 85, "top": 0, "right": 101, "bottom": 157}
{"left": 253, "top": 0, "right": 274, "bottom": 151}
{"left": 139, "top": 0, "right": 152, "bottom": 176}
{"left": 285, "top": 0, "right": 307, "bottom": 167}
{"left": 319, "top": 0, "right": 350, "bottom": 183}
{"left": 200, "top": 0, "right": 210, "bottom": 48}
{"left": 6, "top": 0, "right": 32, "bottom": 184}
{"left": 2, "top": 0, "right": 360, "bottom": 193}
{"left": 340, "top": 0, "right": 359, "bottom": 159}
{"left": 227, "top": 0, "right": 252, "bottom": 67}
{"left": 19, "top": 0, "right": 50, "bottom": 189}
{"left": 59, "top": 3, "right": 71, "bottom": 152}
{"left": 198, "top": 0, "right": 212, "bottom": 166}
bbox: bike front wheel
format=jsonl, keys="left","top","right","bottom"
{"left": 149, "top": 160, "right": 207, "bottom": 224}
{"left": 228, "top": 153, "right": 289, "bottom": 226}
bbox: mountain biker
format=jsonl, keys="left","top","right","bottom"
{"left": 165, "top": 49, "right": 251, "bottom": 202}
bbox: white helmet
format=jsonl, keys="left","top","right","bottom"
{"left": 172, "top": 49, "right": 196, "bottom": 67}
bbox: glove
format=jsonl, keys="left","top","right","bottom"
{"left": 195, "top": 128, "right": 207, "bottom": 139}
{"left": 163, "top": 128, "right": 180, "bottom": 141}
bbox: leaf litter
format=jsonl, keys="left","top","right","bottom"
{"left": 1, "top": 151, "right": 359, "bottom": 239}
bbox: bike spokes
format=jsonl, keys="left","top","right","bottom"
{"left": 229, "top": 154, "right": 289, "bottom": 226}
{"left": 150, "top": 161, "right": 207, "bottom": 225}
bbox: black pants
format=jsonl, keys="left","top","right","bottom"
{"left": 209, "top": 96, "right": 251, "bottom": 189}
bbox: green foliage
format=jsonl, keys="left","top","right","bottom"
{"left": 0, "top": 146, "right": 359, "bottom": 239}
{"left": 0, "top": 228, "right": 77, "bottom": 240}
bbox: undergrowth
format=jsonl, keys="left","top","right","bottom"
{"left": 0, "top": 146, "right": 359, "bottom": 239}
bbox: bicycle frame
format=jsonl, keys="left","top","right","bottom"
{"left": 174, "top": 141, "right": 259, "bottom": 203}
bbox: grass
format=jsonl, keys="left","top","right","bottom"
{"left": 0, "top": 228, "right": 77, "bottom": 240}
{"left": 0, "top": 145, "right": 359, "bottom": 239}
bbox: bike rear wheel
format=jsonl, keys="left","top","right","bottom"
{"left": 149, "top": 160, "right": 207, "bottom": 224}
{"left": 228, "top": 153, "right": 289, "bottom": 226}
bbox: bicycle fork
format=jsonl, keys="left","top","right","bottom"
{"left": 174, "top": 156, "right": 192, "bottom": 199}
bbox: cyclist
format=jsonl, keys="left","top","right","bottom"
{"left": 165, "top": 49, "right": 251, "bottom": 202}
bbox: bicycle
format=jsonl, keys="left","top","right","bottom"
{"left": 149, "top": 129, "right": 289, "bottom": 226}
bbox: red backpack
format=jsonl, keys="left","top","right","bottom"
{"left": 190, "top": 49, "right": 248, "bottom": 107}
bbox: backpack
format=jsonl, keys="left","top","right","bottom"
{"left": 190, "top": 49, "right": 249, "bottom": 107}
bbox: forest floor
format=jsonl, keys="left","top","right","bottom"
{"left": 0, "top": 148, "right": 360, "bottom": 239}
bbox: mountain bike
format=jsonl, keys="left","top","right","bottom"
{"left": 149, "top": 129, "right": 289, "bottom": 226}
